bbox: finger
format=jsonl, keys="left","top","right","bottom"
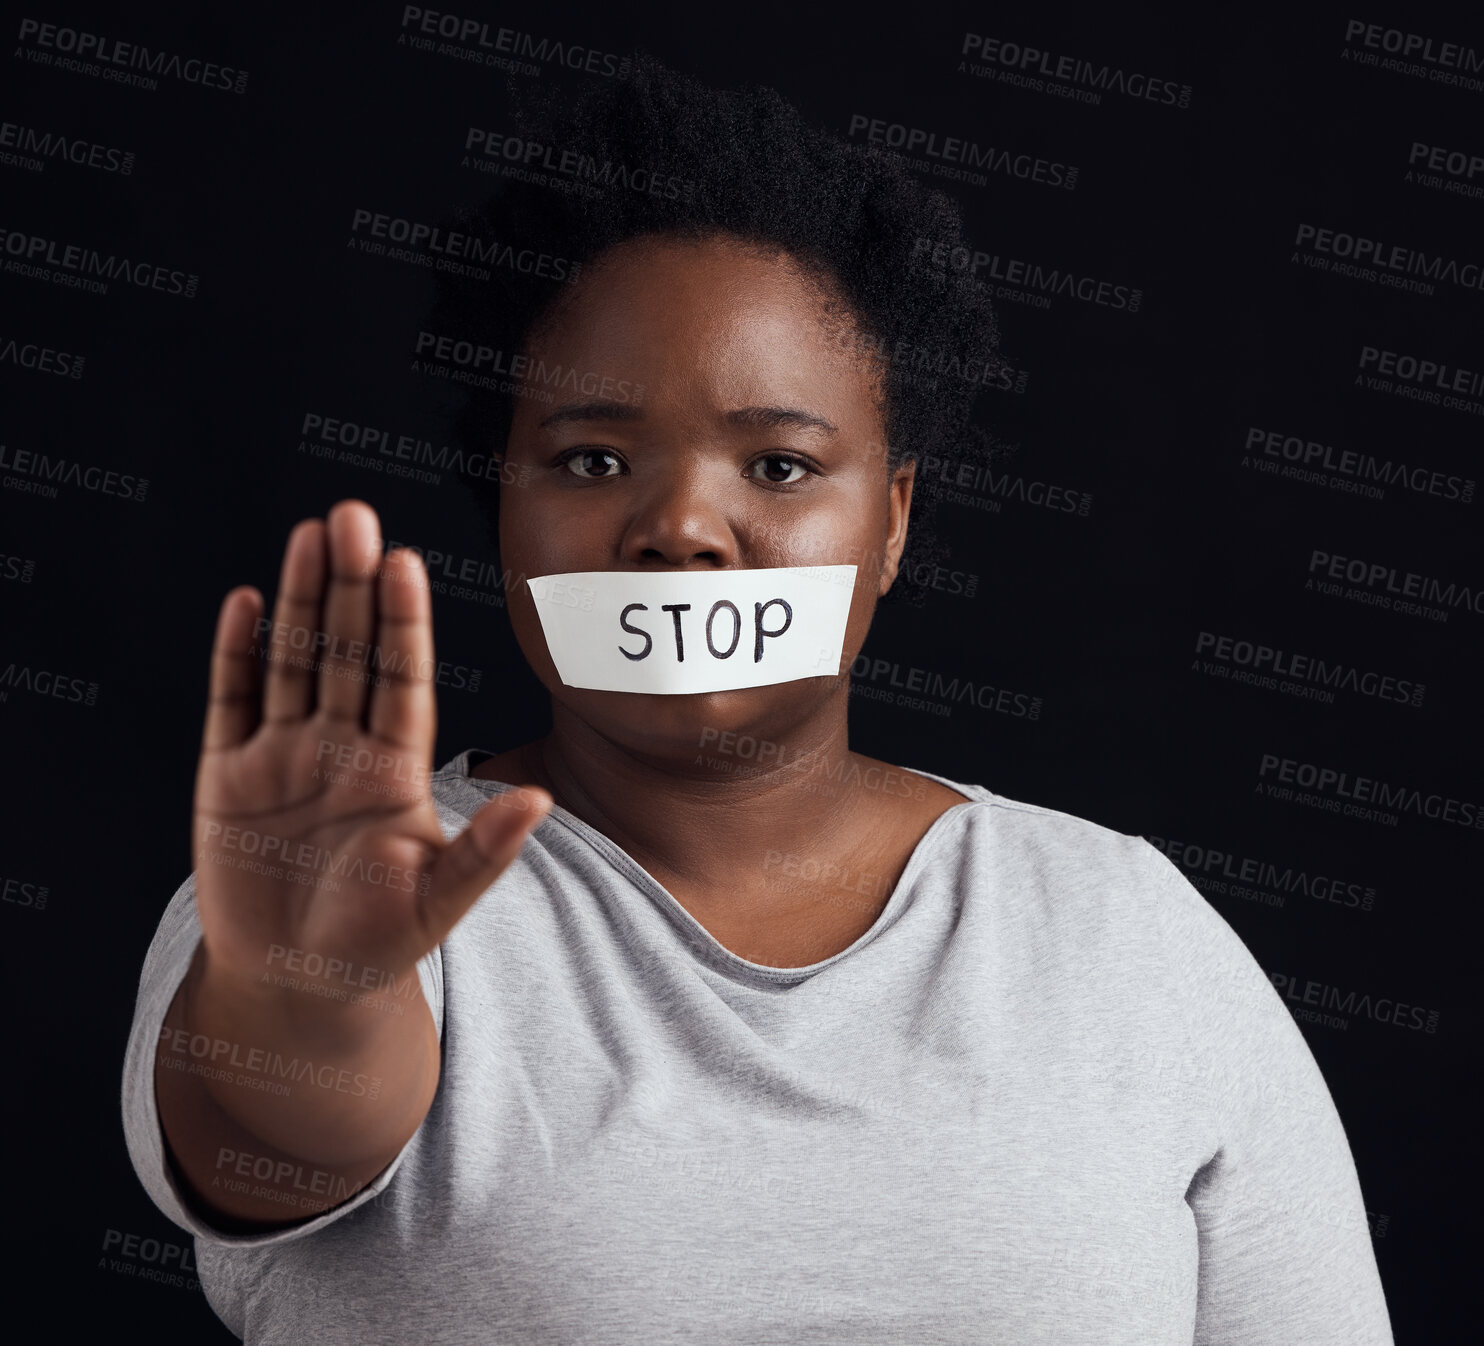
{"left": 420, "top": 789, "right": 553, "bottom": 941}
{"left": 368, "top": 547, "right": 437, "bottom": 754}
{"left": 202, "top": 587, "right": 264, "bottom": 752}
{"left": 262, "top": 519, "right": 327, "bottom": 723}
{"left": 316, "top": 500, "right": 383, "bottom": 724}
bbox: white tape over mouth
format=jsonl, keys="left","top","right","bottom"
{"left": 526, "top": 566, "right": 858, "bottom": 694}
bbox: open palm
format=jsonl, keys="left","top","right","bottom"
{"left": 191, "top": 500, "right": 548, "bottom": 1000}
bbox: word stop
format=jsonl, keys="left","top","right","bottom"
{"left": 618, "top": 598, "right": 793, "bottom": 664}
{"left": 526, "top": 566, "right": 858, "bottom": 694}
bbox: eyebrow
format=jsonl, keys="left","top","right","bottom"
{"left": 536, "top": 400, "right": 838, "bottom": 435}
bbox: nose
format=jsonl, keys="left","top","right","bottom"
{"left": 619, "top": 465, "right": 739, "bottom": 568}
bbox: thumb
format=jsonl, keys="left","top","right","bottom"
{"left": 422, "top": 788, "right": 553, "bottom": 937}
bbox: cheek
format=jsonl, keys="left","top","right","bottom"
{"left": 502, "top": 582, "right": 561, "bottom": 688}
{"left": 499, "top": 492, "right": 572, "bottom": 575}
{"left": 745, "top": 489, "right": 888, "bottom": 569}
{"left": 845, "top": 571, "right": 879, "bottom": 633}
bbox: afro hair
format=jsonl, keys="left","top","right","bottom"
{"left": 423, "top": 50, "right": 1007, "bottom": 605}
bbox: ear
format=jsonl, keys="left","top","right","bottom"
{"left": 877, "top": 458, "right": 916, "bottom": 596}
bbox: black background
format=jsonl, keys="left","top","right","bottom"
{"left": 3, "top": 2, "right": 1479, "bottom": 1339}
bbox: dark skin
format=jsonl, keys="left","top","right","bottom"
{"left": 472, "top": 232, "right": 969, "bottom": 967}
{"left": 146, "top": 230, "right": 968, "bottom": 1233}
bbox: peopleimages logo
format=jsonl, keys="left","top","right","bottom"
{"left": 1307, "top": 548, "right": 1483, "bottom": 621}
{"left": 1264, "top": 973, "right": 1436, "bottom": 1038}
{"left": 846, "top": 655, "right": 1043, "bottom": 721}
{"left": 412, "top": 331, "right": 643, "bottom": 405}
{"left": 14, "top": 18, "right": 249, "bottom": 93}
{"left": 1293, "top": 222, "right": 1484, "bottom": 297}
{"left": 1267, "top": 970, "right": 1440, "bottom": 1034}
{"left": 0, "top": 226, "right": 197, "bottom": 298}
{"left": 3, "top": 875, "right": 49, "bottom": 909}
{"left": 845, "top": 113, "right": 1078, "bottom": 191}
{"left": 915, "top": 449, "right": 1093, "bottom": 518}
{"left": 0, "top": 443, "right": 148, "bottom": 502}
{"left": 0, "top": 552, "right": 37, "bottom": 583}
{"left": 1341, "top": 20, "right": 1483, "bottom": 94}
{"left": 157, "top": 1027, "right": 382, "bottom": 1098}
{"left": 0, "top": 120, "right": 134, "bottom": 175}
{"left": 463, "top": 129, "right": 695, "bottom": 203}
{"left": 0, "top": 337, "right": 85, "bottom": 379}
{"left": 958, "top": 34, "right": 1192, "bottom": 108}
{"left": 1358, "top": 345, "right": 1484, "bottom": 395}
{"left": 1145, "top": 835, "right": 1376, "bottom": 911}
{"left": 298, "top": 409, "right": 523, "bottom": 490}
{"left": 1242, "top": 426, "right": 1473, "bottom": 505}
{"left": 1356, "top": 345, "right": 1484, "bottom": 418}
{"left": 911, "top": 236, "right": 1142, "bottom": 314}
{"left": 1256, "top": 753, "right": 1483, "bottom": 831}
{"left": 397, "top": 7, "right": 631, "bottom": 80}
{"left": 348, "top": 208, "right": 579, "bottom": 285}
{"left": 0, "top": 663, "right": 99, "bottom": 706}
{"left": 1407, "top": 141, "right": 1484, "bottom": 202}
{"left": 1194, "top": 630, "right": 1425, "bottom": 708}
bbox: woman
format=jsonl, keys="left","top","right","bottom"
{"left": 123, "top": 55, "right": 1394, "bottom": 1343}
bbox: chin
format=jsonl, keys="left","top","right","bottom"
{"left": 560, "top": 681, "right": 835, "bottom": 755}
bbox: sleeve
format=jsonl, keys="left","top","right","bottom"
{"left": 119, "top": 867, "right": 445, "bottom": 1249}
{"left": 1143, "top": 846, "right": 1395, "bottom": 1345}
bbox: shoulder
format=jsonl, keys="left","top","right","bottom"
{"left": 906, "top": 771, "right": 1260, "bottom": 983}
{"left": 935, "top": 786, "right": 1294, "bottom": 1067}
{"left": 905, "top": 765, "right": 1169, "bottom": 892}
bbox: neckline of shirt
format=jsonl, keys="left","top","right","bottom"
{"left": 435, "top": 747, "right": 994, "bottom": 986}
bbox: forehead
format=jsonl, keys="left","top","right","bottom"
{"left": 520, "top": 235, "right": 883, "bottom": 421}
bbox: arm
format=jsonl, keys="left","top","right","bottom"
{"left": 1148, "top": 853, "right": 1395, "bottom": 1345}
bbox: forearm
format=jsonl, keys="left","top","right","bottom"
{"left": 154, "top": 940, "right": 440, "bottom": 1226}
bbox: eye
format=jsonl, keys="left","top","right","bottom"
{"left": 747, "top": 454, "right": 813, "bottom": 486}
{"left": 559, "top": 448, "right": 625, "bottom": 479}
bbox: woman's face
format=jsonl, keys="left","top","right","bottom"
{"left": 498, "top": 232, "right": 915, "bottom": 758}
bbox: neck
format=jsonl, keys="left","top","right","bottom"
{"left": 524, "top": 697, "right": 873, "bottom": 896}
